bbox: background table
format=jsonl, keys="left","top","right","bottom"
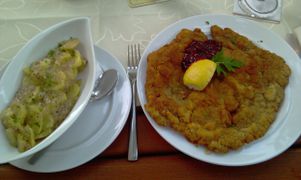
{"left": 1, "top": 0, "right": 301, "bottom": 179}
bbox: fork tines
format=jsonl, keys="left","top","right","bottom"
{"left": 128, "top": 44, "right": 141, "bottom": 69}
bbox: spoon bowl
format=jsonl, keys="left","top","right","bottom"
{"left": 90, "top": 69, "right": 118, "bottom": 101}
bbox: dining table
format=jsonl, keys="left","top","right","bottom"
{"left": 1, "top": 0, "right": 301, "bottom": 179}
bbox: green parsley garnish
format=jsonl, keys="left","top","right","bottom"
{"left": 47, "top": 50, "right": 55, "bottom": 58}
{"left": 212, "top": 51, "right": 243, "bottom": 76}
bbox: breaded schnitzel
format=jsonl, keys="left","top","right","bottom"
{"left": 145, "top": 25, "right": 291, "bottom": 153}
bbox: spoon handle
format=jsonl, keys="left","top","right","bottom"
{"left": 27, "top": 146, "right": 49, "bottom": 164}
{"left": 128, "top": 80, "right": 138, "bottom": 161}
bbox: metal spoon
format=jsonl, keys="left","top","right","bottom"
{"left": 27, "top": 69, "right": 118, "bottom": 165}
{"left": 90, "top": 69, "right": 118, "bottom": 101}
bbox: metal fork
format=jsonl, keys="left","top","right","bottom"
{"left": 127, "top": 44, "right": 140, "bottom": 161}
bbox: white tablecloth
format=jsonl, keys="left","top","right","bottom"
{"left": 0, "top": 0, "right": 300, "bottom": 70}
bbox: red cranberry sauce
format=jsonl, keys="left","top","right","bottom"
{"left": 181, "top": 40, "right": 222, "bottom": 70}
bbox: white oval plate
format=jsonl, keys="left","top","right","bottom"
{"left": 0, "top": 17, "right": 96, "bottom": 164}
{"left": 9, "top": 46, "right": 131, "bottom": 172}
{"left": 137, "top": 14, "right": 301, "bottom": 166}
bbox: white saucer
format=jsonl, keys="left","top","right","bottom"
{"left": 9, "top": 46, "right": 131, "bottom": 172}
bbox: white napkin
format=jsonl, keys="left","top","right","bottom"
{"left": 233, "top": 0, "right": 282, "bottom": 23}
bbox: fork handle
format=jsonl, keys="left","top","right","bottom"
{"left": 128, "top": 80, "right": 138, "bottom": 161}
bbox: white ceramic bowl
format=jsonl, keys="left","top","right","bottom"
{"left": 0, "top": 17, "right": 96, "bottom": 163}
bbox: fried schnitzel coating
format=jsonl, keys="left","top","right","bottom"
{"left": 145, "top": 25, "right": 291, "bottom": 153}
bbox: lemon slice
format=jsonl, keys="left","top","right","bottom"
{"left": 183, "top": 59, "right": 216, "bottom": 91}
